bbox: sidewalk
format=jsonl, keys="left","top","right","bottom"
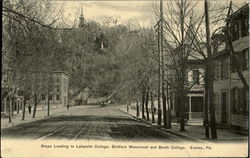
{"left": 120, "top": 105, "right": 248, "bottom": 143}
{"left": 1, "top": 106, "right": 69, "bottom": 129}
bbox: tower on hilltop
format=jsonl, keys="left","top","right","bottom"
{"left": 79, "top": 5, "right": 85, "bottom": 28}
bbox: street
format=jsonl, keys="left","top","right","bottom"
{"left": 1, "top": 105, "right": 186, "bottom": 142}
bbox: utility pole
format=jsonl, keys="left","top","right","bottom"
{"left": 47, "top": 73, "right": 51, "bottom": 116}
{"left": 204, "top": 84, "right": 209, "bottom": 138}
{"left": 9, "top": 99, "right": 12, "bottom": 123}
{"left": 204, "top": 0, "right": 217, "bottom": 139}
{"left": 160, "top": 0, "right": 168, "bottom": 128}
{"left": 157, "top": 21, "right": 162, "bottom": 126}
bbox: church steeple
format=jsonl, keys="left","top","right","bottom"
{"left": 185, "top": 15, "right": 196, "bottom": 45}
{"left": 79, "top": 5, "right": 85, "bottom": 28}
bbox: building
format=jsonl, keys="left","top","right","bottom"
{"left": 227, "top": 4, "right": 249, "bottom": 131}
{"left": 212, "top": 34, "right": 231, "bottom": 127}
{"left": 59, "top": 7, "right": 106, "bottom": 105}
{"left": 1, "top": 70, "right": 24, "bottom": 116}
{"left": 171, "top": 48, "right": 205, "bottom": 121}
{"left": 170, "top": 17, "right": 205, "bottom": 122}
{"left": 186, "top": 52, "right": 205, "bottom": 120}
{"left": 30, "top": 71, "right": 69, "bottom": 108}
{"left": 1, "top": 71, "right": 69, "bottom": 117}
{"left": 79, "top": 6, "right": 86, "bottom": 28}
{"left": 212, "top": 4, "right": 248, "bottom": 130}
{"left": 69, "top": 87, "right": 90, "bottom": 105}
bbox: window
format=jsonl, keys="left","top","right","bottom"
{"left": 232, "top": 22, "right": 240, "bottom": 41}
{"left": 231, "top": 54, "right": 239, "bottom": 73}
{"left": 232, "top": 87, "right": 248, "bottom": 115}
{"left": 242, "top": 48, "right": 249, "bottom": 70}
{"left": 241, "top": 18, "right": 249, "bottom": 37}
{"left": 220, "top": 61, "right": 224, "bottom": 79}
{"left": 232, "top": 88, "right": 238, "bottom": 113}
{"left": 41, "top": 95, "right": 45, "bottom": 100}
{"left": 214, "top": 62, "right": 220, "bottom": 80}
{"left": 221, "top": 59, "right": 228, "bottom": 80}
{"left": 218, "top": 62, "right": 222, "bottom": 80}
{"left": 239, "top": 87, "right": 248, "bottom": 115}
{"left": 55, "top": 86, "right": 60, "bottom": 92}
{"left": 212, "top": 40, "right": 219, "bottom": 54}
{"left": 193, "top": 70, "right": 200, "bottom": 84}
{"left": 214, "top": 93, "right": 219, "bottom": 114}
{"left": 232, "top": 49, "right": 249, "bottom": 72}
{"left": 56, "top": 95, "right": 60, "bottom": 100}
{"left": 49, "top": 95, "right": 52, "bottom": 100}
{"left": 246, "top": 89, "right": 249, "bottom": 112}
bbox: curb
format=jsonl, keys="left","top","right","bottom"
{"left": 1, "top": 108, "right": 70, "bottom": 130}
{"left": 1, "top": 114, "right": 59, "bottom": 130}
{"left": 119, "top": 108, "right": 211, "bottom": 144}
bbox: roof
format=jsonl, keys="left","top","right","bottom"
{"left": 229, "top": 3, "right": 249, "bottom": 20}
{"left": 212, "top": 50, "right": 229, "bottom": 59}
{"left": 211, "top": 33, "right": 225, "bottom": 41}
{"left": 87, "top": 97, "right": 107, "bottom": 104}
{"left": 53, "top": 71, "right": 69, "bottom": 76}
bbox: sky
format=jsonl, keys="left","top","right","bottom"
{"left": 51, "top": 0, "right": 158, "bottom": 28}
{"left": 49, "top": 0, "right": 248, "bottom": 28}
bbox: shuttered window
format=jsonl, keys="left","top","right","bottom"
{"left": 232, "top": 88, "right": 238, "bottom": 113}
{"left": 232, "top": 87, "right": 248, "bottom": 115}
{"left": 214, "top": 62, "right": 220, "bottom": 80}
{"left": 193, "top": 70, "right": 199, "bottom": 84}
{"left": 242, "top": 48, "right": 249, "bottom": 70}
{"left": 241, "top": 18, "right": 249, "bottom": 37}
{"left": 232, "top": 22, "right": 240, "bottom": 41}
{"left": 221, "top": 59, "right": 229, "bottom": 80}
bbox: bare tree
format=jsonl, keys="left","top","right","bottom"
{"left": 152, "top": 0, "right": 202, "bottom": 131}
{"left": 182, "top": 0, "right": 248, "bottom": 139}
{"left": 224, "top": 1, "right": 249, "bottom": 91}
{"left": 2, "top": 0, "right": 71, "bottom": 121}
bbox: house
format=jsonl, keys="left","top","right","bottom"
{"left": 227, "top": 4, "right": 249, "bottom": 131}
{"left": 1, "top": 70, "right": 24, "bottom": 116}
{"left": 69, "top": 87, "right": 90, "bottom": 105}
{"left": 170, "top": 17, "right": 205, "bottom": 122}
{"left": 171, "top": 47, "right": 205, "bottom": 121}
{"left": 186, "top": 51, "right": 205, "bottom": 120}
{"left": 212, "top": 34, "right": 231, "bottom": 127}
{"left": 1, "top": 88, "right": 24, "bottom": 116}
{"left": 212, "top": 4, "right": 249, "bottom": 130}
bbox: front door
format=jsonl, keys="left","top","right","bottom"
{"left": 221, "top": 92, "right": 227, "bottom": 124}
